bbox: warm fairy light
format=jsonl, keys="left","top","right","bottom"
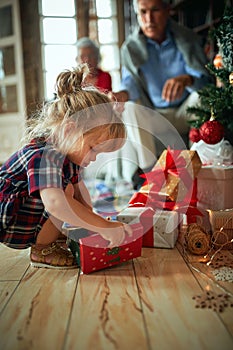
{"left": 205, "top": 285, "right": 210, "bottom": 291}
{"left": 204, "top": 226, "right": 233, "bottom": 268}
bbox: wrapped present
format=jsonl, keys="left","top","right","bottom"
{"left": 197, "top": 165, "right": 233, "bottom": 210}
{"left": 208, "top": 208, "right": 233, "bottom": 250}
{"left": 117, "top": 207, "right": 154, "bottom": 246}
{"left": 128, "top": 185, "right": 202, "bottom": 227}
{"left": 126, "top": 149, "right": 203, "bottom": 235}
{"left": 116, "top": 207, "right": 153, "bottom": 225}
{"left": 129, "top": 149, "right": 202, "bottom": 222}
{"left": 142, "top": 210, "right": 179, "bottom": 248}
{"left": 117, "top": 206, "right": 179, "bottom": 248}
{"left": 146, "top": 149, "right": 202, "bottom": 202}
{"left": 64, "top": 223, "right": 143, "bottom": 274}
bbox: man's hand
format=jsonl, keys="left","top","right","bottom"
{"left": 108, "top": 90, "right": 129, "bottom": 103}
{"left": 108, "top": 91, "right": 129, "bottom": 113}
{"left": 162, "top": 74, "right": 193, "bottom": 102}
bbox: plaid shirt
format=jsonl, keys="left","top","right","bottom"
{"left": 0, "top": 139, "right": 82, "bottom": 249}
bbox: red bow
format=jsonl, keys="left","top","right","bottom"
{"left": 129, "top": 148, "right": 202, "bottom": 221}
{"left": 142, "top": 148, "right": 193, "bottom": 200}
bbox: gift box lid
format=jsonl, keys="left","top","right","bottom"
{"left": 208, "top": 208, "right": 233, "bottom": 229}
{"left": 117, "top": 206, "right": 154, "bottom": 221}
{"left": 117, "top": 206, "right": 150, "bottom": 216}
{"left": 198, "top": 165, "right": 233, "bottom": 180}
{"left": 79, "top": 222, "right": 143, "bottom": 248}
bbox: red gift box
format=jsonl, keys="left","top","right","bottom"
{"left": 79, "top": 223, "right": 143, "bottom": 274}
{"left": 128, "top": 149, "right": 203, "bottom": 224}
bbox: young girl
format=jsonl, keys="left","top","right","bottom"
{"left": 0, "top": 64, "right": 132, "bottom": 269}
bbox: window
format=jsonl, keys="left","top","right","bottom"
{"left": 39, "top": 0, "right": 121, "bottom": 100}
{"left": 0, "top": 0, "right": 26, "bottom": 163}
{"left": 39, "top": 0, "right": 77, "bottom": 100}
{"left": 96, "top": 0, "right": 121, "bottom": 89}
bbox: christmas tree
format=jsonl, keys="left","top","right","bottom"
{"left": 187, "top": 5, "right": 233, "bottom": 144}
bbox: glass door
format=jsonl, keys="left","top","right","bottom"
{"left": 0, "top": 0, "right": 26, "bottom": 163}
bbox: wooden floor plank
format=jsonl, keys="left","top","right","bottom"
{"left": 134, "top": 247, "right": 233, "bottom": 350}
{"left": 176, "top": 243, "right": 233, "bottom": 294}
{"left": 0, "top": 266, "right": 79, "bottom": 350}
{"left": 0, "top": 281, "right": 19, "bottom": 313}
{"left": 0, "top": 242, "right": 232, "bottom": 350}
{"left": 65, "top": 261, "right": 149, "bottom": 350}
{"left": 186, "top": 258, "right": 233, "bottom": 338}
{"left": 0, "top": 244, "right": 30, "bottom": 281}
{"left": 176, "top": 242, "right": 233, "bottom": 339}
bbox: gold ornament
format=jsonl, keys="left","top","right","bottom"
{"left": 229, "top": 72, "right": 233, "bottom": 85}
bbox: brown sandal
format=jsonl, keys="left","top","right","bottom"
{"left": 30, "top": 242, "right": 77, "bottom": 269}
{"left": 56, "top": 234, "right": 69, "bottom": 250}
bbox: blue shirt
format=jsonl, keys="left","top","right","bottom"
{"left": 120, "top": 32, "right": 202, "bottom": 108}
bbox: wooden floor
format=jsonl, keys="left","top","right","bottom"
{"left": 0, "top": 243, "right": 233, "bottom": 350}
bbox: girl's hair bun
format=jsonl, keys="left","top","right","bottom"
{"left": 55, "top": 64, "right": 89, "bottom": 98}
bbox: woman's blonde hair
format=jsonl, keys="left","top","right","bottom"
{"left": 24, "top": 64, "right": 126, "bottom": 153}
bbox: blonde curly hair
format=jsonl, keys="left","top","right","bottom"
{"left": 24, "top": 64, "right": 126, "bottom": 154}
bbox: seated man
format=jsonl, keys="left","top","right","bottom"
{"left": 109, "top": 0, "right": 212, "bottom": 187}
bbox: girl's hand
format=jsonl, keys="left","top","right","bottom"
{"left": 99, "top": 221, "right": 132, "bottom": 248}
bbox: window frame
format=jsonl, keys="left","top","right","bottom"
{"left": 39, "top": 0, "right": 123, "bottom": 99}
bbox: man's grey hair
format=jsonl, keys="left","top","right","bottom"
{"left": 76, "top": 37, "right": 100, "bottom": 62}
{"left": 133, "top": 0, "right": 170, "bottom": 14}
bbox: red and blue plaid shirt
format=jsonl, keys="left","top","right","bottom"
{"left": 0, "top": 139, "right": 82, "bottom": 249}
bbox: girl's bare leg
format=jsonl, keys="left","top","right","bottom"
{"left": 35, "top": 216, "right": 63, "bottom": 245}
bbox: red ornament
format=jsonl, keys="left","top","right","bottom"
{"left": 189, "top": 127, "right": 201, "bottom": 142}
{"left": 199, "top": 120, "right": 224, "bottom": 144}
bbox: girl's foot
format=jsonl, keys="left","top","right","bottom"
{"left": 30, "top": 242, "right": 77, "bottom": 269}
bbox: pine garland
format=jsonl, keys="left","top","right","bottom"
{"left": 211, "top": 6, "right": 233, "bottom": 72}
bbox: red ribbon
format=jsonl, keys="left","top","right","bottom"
{"left": 141, "top": 148, "right": 194, "bottom": 200}
{"left": 129, "top": 192, "right": 202, "bottom": 218}
{"left": 129, "top": 149, "right": 202, "bottom": 220}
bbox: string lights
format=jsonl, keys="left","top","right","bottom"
{"left": 179, "top": 212, "right": 233, "bottom": 311}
